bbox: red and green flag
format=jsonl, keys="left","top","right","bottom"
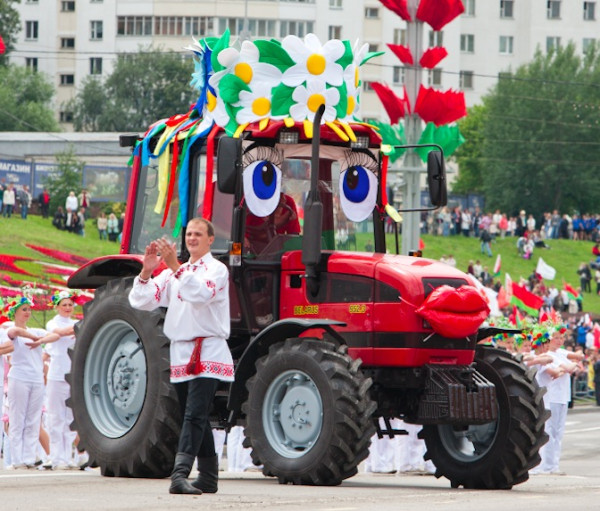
{"left": 510, "top": 283, "right": 544, "bottom": 316}
{"left": 563, "top": 283, "right": 580, "bottom": 301}
{"left": 493, "top": 254, "right": 501, "bottom": 277}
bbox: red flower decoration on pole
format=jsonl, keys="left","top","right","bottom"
{"left": 414, "top": 85, "right": 466, "bottom": 126}
{"left": 416, "top": 0, "right": 465, "bottom": 31}
{"left": 387, "top": 44, "right": 414, "bottom": 66}
{"left": 370, "top": 82, "right": 410, "bottom": 124}
{"left": 0, "top": 35, "right": 6, "bottom": 55}
{"left": 378, "top": 0, "right": 411, "bottom": 21}
{"left": 419, "top": 47, "right": 448, "bottom": 69}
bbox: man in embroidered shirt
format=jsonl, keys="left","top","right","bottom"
{"left": 129, "top": 217, "right": 233, "bottom": 495}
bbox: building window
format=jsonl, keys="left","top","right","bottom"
{"left": 328, "top": 25, "right": 342, "bottom": 39}
{"left": 90, "top": 57, "right": 102, "bottom": 75}
{"left": 256, "top": 19, "right": 275, "bottom": 37}
{"left": 460, "top": 34, "right": 475, "bottom": 53}
{"left": 546, "top": 36, "right": 561, "bottom": 51}
{"left": 329, "top": 0, "right": 342, "bottom": 7}
{"left": 280, "top": 20, "right": 313, "bottom": 38}
{"left": 60, "top": 111, "right": 74, "bottom": 123}
{"left": 428, "top": 31, "right": 443, "bottom": 47}
{"left": 584, "top": 2, "right": 596, "bottom": 20}
{"left": 90, "top": 20, "right": 103, "bottom": 40}
{"left": 61, "top": 1, "right": 75, "bottom": 11}
{"left": 393, "top": 28, "right": 407, "bottom": 45}
{"left": 583, "top": 38, "right": 596, "bottom": 52}
{"left": 459, "top": 70, "right": 473, "bottom": 90}
{"left": 547, "top": 1, "right": 561, "bottom": 19}
{"left": 25, "top": 21, "right": 39, "bottom": 40}
{"left": 500, "top": 0, "right": 514, "bottom": 18}
{"left": 362, "top": 81, "right": 375, "bottom": 92}
{"left": 60, "top": 74, "right": 75, "bottom": 86}
{"left": 499, "top": 35, "right": 514, "bottom": 54}
{"left": 25, "top": 57, "right": 38, "bottom": 72}
{"left": 25, "top": 0, "right": 39, "bottom": 3}
{"left": 428, "top": 68, "right": 442, "bottom": 87}
{"left": 368, "top": 43, "right": 378, "bottom": 52}
{"left": 392, "top": 66, "right": 405, "bottom": 85}
{"left": 464, "top": 0, "right": 475, "bottom": 16}
{"left": 365, "top": 7, "right": 379, "bottom": 18}
{"left": 61, "top": 37, "right": 75, "bottom": 49}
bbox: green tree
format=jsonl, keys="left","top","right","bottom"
{"left": 44, "top": 147, "right": 85, "bottom": 214}
{"left": 70, "top": 46, "right": 197, "bottom": 132}
{"left": 474, "top": 42, "right": 600, "bottom": 217}
{"left": 0, "top": 0, "right": 20, "bottom": 66}
{"left": 452, "top": 104, "right": 485, "bottom": 194}
{"left": 0, "top": 65, "right": 59, "bottom": 131}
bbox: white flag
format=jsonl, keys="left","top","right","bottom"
{"left": 536, "top": 257, "right": 556, "bottom": 280}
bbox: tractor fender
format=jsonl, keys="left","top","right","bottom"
{"left": 227, "top": 318, "right": 346, "bottom": 423}
{"left": 67, "top": 254, "right": 145, "bottom": 290}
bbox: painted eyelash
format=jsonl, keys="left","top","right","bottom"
{"left": 342, "top": 150, "right": 378, "bottom": 175}
{"left": 243, "top": 146, "right": 284, "bottom": 169}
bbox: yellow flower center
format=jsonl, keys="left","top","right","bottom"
{"left": 306, "top": 54, "right": 326, "bottom": 76}
{"left": 346, "top": 96, "right": 355, "bottom": 115}
{"left": 307, "top": 93, "right": 326, "bottom": 113}
{"left": 354, "top": 67, "right": 360, "bottom": 88}
{"left": 234, "top": 62, "right": 253, "bottom": 84}
{"left": 207, "top": 91, "right": 217, "bottom": 112}
{"left": 252, "top": 97, "right": 271, "bottom": 117}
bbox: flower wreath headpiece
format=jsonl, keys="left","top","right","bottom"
{"left": 3, "top": 295, "right": 34, "bottom": 321}
{"left": 50, "top": 290, "right": 79, "bottom": 307}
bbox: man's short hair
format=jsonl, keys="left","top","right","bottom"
{"left": 188, "top": 217, "right": 214, "bottom": 237}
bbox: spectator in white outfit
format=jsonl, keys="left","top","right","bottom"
{"left": 226, "top": 426, "right": 255, "bottom": 472}
{"left": 1, "top": 296, "right": 59, "bottom": 469}
{"left": 65, "top": 191, "right": 78, "bottom": 214}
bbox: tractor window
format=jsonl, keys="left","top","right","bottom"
{"left": 194, "top": 154, "right": 234, "bottom": 252}
{"left": 130, "top": 159, "right": 183, "bottom": 255}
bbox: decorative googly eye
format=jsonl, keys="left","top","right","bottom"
{"left": 339, "top": 164, "right": 378, "bottom": 222}
{"left": 243, "top": 159, "right": 282, "bottom": 217}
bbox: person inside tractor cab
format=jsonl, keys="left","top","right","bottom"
{"left": 244, "top": 192, "right": 300, "bottom": 256}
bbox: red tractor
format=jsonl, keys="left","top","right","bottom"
{"left": 67, "top": 33, "right": 547, "bottom": 489}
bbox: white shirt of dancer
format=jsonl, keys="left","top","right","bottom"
{"left": 45, "top": 315, "right": 77, "bottom": 382}
{"left": 128, "top": 252, "right": 234, "bottom": 384}
{"left": 0, "top": 323, "right": 45, "bottom": 384}
{"left": 546, "top": 348, "right": 571, "bottom": 405}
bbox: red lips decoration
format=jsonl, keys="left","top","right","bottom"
{"left": 416, "top": 285, "right": 490, "bottom": 338}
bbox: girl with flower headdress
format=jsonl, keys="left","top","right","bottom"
{"left": 0, "top": 298, "right": 15, "bottom": 458}
{"left": 1, "top": 296, "right": 59, "bottom": 469}
{"left": 43, "top": 290, "right": 85, "bottom": 470}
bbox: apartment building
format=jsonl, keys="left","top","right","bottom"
{"left": 10, "top": 0, "right": 600, "bottom": 129}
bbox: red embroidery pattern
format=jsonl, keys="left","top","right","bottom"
{"left": 206, "top": 280, "right": 216, "bottom": 299}
{"left": 174, "top": 266, "right": 186, "bottom": 279}
{"left": 153, "top": 281, "right": 161, "bottom": 302}
{"left": 171, "top": 361, "right": 234, "bottom": 379}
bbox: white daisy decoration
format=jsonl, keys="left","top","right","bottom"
{"left": 236, "top": 83, "right": 280, "bottom": 124}
{"left": 204, "top": 88, "right": 230, "bottom": 127}
{"left": 209, "top": 40, "right": 282, "bottom": 91}
{"left": 290, "top": 79, "right": 340, "bottom": 124}
{"left": 341, "top": 42, "right": 368, "bottom": 121}
{"left": 282, "top": 34, "right": 345, "bottom": 88}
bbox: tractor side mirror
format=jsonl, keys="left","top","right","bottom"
{"left": 427, "top": 150, "right": 447, "bottom": 208}
{"left": 217, "top": 136, "right": 242, "bottom": 194}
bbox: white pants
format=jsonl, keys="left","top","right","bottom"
{"left": 7, "top": 378, "right": 44, "bottom": 466}
{"left": 47, "top": 380, "right": 76, "bottom": 466}
{"left": 212, "top": 429, "right": 226, "bottom": 467}
{"left": 541, "top": 402, "right": 567, "bottom": 472}
{"left": 364, "top": 418, "right": 399, "bottom": 473}
{"left": 396, "top": 421, "right": 433, "bottom": 472}
{"left": 227, "top": 426, "right": 254, "bottom": 472}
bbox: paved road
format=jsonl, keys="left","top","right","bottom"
{"left": 2, "top": 406, "right": 599, "bottom": 511}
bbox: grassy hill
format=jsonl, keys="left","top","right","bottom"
{"left": 2, "top": 215, "right": 599, "bottom": 316}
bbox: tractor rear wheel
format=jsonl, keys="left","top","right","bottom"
{"left": 242, "top": 338, "right": 375, "bottom": 485}
{"left": 68, "top": 278, "right": 180, "bottom": 477}
{"left": 420, "top": 345, "right": 549, "bottom": 489}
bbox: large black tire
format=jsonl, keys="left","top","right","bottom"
{"left": 420, "top": 345, "right": 549, "bottom": 489}
{"left": 67, "top": 278, "right": 180, "bottom": 477}
{"left": 242, "top": 338, "right": 376, "bottom": 485}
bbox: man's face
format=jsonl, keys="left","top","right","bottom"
{"left": 185, "top": 221, "right": 213, "bottom": 259}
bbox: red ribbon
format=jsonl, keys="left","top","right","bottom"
{"left": 185, "top": 337, "right": 206, "bottom": 375}
{"left": 202, "top": 124, "right": 221, "bottom": 220}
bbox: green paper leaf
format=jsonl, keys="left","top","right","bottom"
{"left": 369, "top": 120, "right": 407, "bottom": 163}
{"left": 360, "top": 51, "right": 385, "bottom": 67}
{"left": 336, "top": 40, "right": 354, "bottom": 69}
{"left": 271, "top": 83, "right": 296, "bottom": 116}
{"left": 219, "top": 74, "right": 250, "bottom": 104}
{"left": 416, "top": 123, "right": 465, "bottom": 162}
{"left": 210, "top": 30, "right": 230, "bottom": 73}
{"left": 254, "top": 40, "right": 295, "bottom": 71}
{"left": 333, "top": 83, "right": 348, "bottom": 119}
